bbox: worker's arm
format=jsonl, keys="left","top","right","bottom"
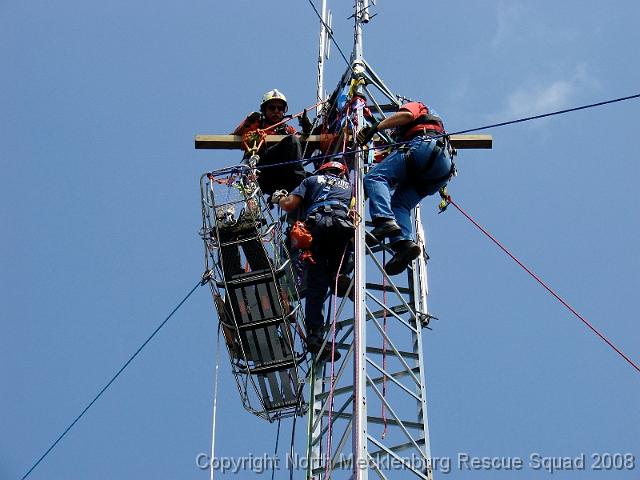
{"left": 231, "top": 112, "right": 261, "bottom": 135}
{"left": 376, "top": 110, "right": 414, "bottom": 130}
{"left": 278, "top": 194, "right": 303, "bottom": 212}
{"left": 356, "top": 110, "right": 413, "bottom": 145}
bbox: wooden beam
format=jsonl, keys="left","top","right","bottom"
{"left": 194, "top": 133, "right": 492, "bottom": 150}
{"left": 449, "top": 134, "right": 492, "bottom": 149}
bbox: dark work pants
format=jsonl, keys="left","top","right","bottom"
{"left": 257, "top": 135, "right": 307, "bottom": 195}
{"left": 304, "top": 225, "right": 352, "bottom": 331}
{"left": 219, "top": 228, "right": 270, "bottom": 280}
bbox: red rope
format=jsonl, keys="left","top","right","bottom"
{"left": 324, "top": 123, "right": 352, "bottom": 479}
{"left": 324, "top": 245, "right": 348, "bottom": 480}
{"left": 261, "top": 99, "right": 326, "bottom": 134}
{"left": 381, "top": 248, "right": 388, "bottom": 439}
{"left": 447, "top": 195, "right": 640, "bottom": 375}
{"left": 323, "top": 122, "right": 358, "bottom": 477}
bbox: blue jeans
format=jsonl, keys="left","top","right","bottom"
{"left": 364, "top": 137, "right": 452, "bottom": 243}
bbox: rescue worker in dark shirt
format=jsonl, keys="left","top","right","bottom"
{"left": 358, "top": 101, "right": 454, "bottom": 276}
{"left": 232, "top": 89, "right": 312, "bottom": 197}
{"left": 271, "top": 161, "right": 354, "bottom": 354}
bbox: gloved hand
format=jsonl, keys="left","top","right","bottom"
{"left": 270, "top": 190, "right": 288, "bottom": 205}
{"left": 356, "top": 123, "right": 378, "bottom": 145}
{"left": 298, "top": 109, "right": 313, "bottom": 135}
{"left": 243, "top": 111, "right": 261, "bottom": 127}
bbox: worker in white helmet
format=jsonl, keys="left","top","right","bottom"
{"left": 232, "top": 89, "right": 313, "bottom": 197}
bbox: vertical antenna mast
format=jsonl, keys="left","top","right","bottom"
{"left": 316, "top": 0, "right": 328, "bottom": 105}
{"left": 352, "top": 3, "right": 369, "bottom": 480}
{"left": 353, "top": 0, "right": 365, "bottom": 60}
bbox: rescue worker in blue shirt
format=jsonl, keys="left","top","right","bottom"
{"left": 271, "top": 161, "right": 354, "bottom": 355}
{"left": 357, "top": 101, "right": 454, "bottom": 276}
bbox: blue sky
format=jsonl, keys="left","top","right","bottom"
{"left": 2, "top": 0, "right": 639, "bottom": 479}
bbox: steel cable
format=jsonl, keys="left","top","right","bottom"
{"left": 21, "top": 279, "right": 204, "bottom": 480}
{"left": 447, "top": 195, "right": 640, "bottom": 375}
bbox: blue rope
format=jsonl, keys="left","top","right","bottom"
{"left": 449, "top": 92, "right": 640, "bottom": 136}
{"left": 21, "top": 279, "right": 204, "bottom": 480}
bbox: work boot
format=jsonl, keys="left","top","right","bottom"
{"left": 384, "top": 240, "right": 421, "bottom": 276}
{"left": 365, "top": 231, "right": 382, "bottom": 247}
{"left": 333, "top": 274, "right": 354, "bottom": 300}
{"left": 306, "top": 329, "right": 324, "bottom": 354}
{"left": 315, "top": 346, "right": 342, "bottom": 364}
{"left": 306, "top": 328, "right": 342, "bottom": 362}
{"left": 370, "top": 217, "right": 401, "bottom": 239}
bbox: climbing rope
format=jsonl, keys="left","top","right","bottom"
{"left": 305, "top": 365, "right": 316, "bottom": 479}
{"left": 209, "top": 322, "right": 222, "bottom": 480}
{"left": 262, "top": 99, "right": 326, "bottom": 135}
{"left": 323, "top": 244, "right": 349, "bottom": 480}
{"left": 381, "top": 247, "right": 388, "bottom": 439}
{"left": 323, "top": 124, "right": 362, "bottom": 477}
{"left": 21, "top": 278, "right": 206, "bottom": 480}
{"left": 271, "top": 419, "right": 282, "bottom": 480}
{"left": 289, "top": 411, "right": 299, "bottom": 480}
{"left": 444, "top": 195, "right": 640, "bottom": 375}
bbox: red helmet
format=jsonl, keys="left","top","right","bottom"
{"left": 318, "top": 161, "right": 347, "bottom": 177}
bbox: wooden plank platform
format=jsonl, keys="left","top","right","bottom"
{"left": 194, "top": 133, "right": 492, "bottom": 150}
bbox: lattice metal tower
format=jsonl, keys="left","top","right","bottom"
{"left": 305, "top": 1, "right": 436, "bottom": 479}
{"left": 195, "top": 2, "right": 490, "bottom": 478}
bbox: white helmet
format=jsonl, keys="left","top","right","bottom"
{"left": 261, "top": 89, "right": 288, "bottom": 112}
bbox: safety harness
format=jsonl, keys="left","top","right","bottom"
{"left": 290, "top": 175, "right": 354, "bottom": 264}
{"left": 395, "top": 112, "right": 445, "bottom": 141}
{"left": 403, "top": 135, "right": 457, "bottom": 196}
{"left": 305, "top": 175, "right": 352, "bottom": 225}
{"left": 392, "top": 105, "right": 456, "bottom": 194}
